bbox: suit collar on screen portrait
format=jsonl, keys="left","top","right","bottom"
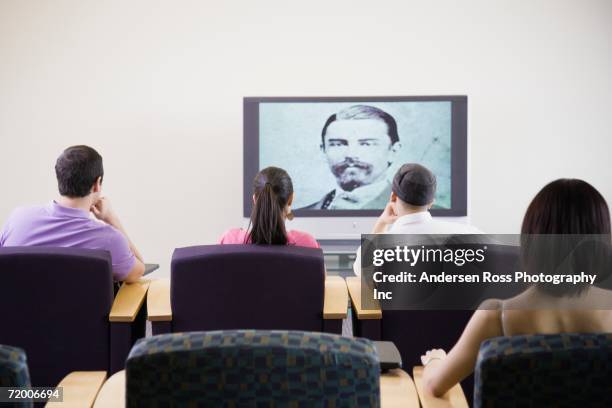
{"left": 330, "top": 179, "right": 391, "bottom": 210}
{"left": 302, "top": 179, "right": 392, "bottom": 210}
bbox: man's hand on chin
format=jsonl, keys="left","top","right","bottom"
{"left": 91, "top": 197, "right": 120, "bottom": 227}
{"left": 372, "top": 201, "right": 398, "bottom": 233}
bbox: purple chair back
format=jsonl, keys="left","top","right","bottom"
{"left": 0, "top": 247, "right": 113, "bottom": 387}
{"left": 171, "top": 245, "right": 325, "bottom": 333}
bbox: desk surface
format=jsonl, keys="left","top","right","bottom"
{"left": 380, "top": 368, "right": 419, "bottom": 407}
{"left": 47, "top": 371, "right": 107, "bottom": 408}
{"left": 94, "top": 369, "right": 420, "bottom": 407}
{"left": 412, "top": 366, "right": 469, "bottom": 408}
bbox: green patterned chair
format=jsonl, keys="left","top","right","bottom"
{"left": 475, "top": 333, "right": 612, "bottom": 408}
{"left": 0, "top": 345, "right": 32, "bottom": 408}
{"left": 126, "top": 330, "right": 380, "bottom": 407}
{"left": 0, "top": 345, "right": 107, "bottom": 408}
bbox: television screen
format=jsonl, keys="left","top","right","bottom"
{"left": 244, "top": 96, "right": 467, "bottom": 217}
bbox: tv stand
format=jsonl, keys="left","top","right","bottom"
{"left": 319, "top": 239, "right": 360, "bottom": 277}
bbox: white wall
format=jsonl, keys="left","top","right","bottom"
{"left": 1, "top": 0, "right": 611, "bottom": 276}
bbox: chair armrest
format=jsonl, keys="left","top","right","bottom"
{"left": 380, "top": 368, "right": 419, "bottom": 408}
{"left": 45, "top": 371, "right": 106, "bottom": 407}
{"left": 109, "top": 280, "right": 150, "bottom": 322}
{"left": 346, "top": 276, "right": 382, "bottom": 320}
{"left": 412, "top": 366, "right": 469, "bottom": 408}
{"left": 323, "top": 276, "right": 348, "bottom": 319}
{"left": 147, "top": 278, "right": 172, "bottom": 321}
{"left": 93, "top": 370, "right": 126, "bottom": 408}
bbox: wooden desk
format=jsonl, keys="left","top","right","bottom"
{"left": 93, "top": 369, "right": 420, "bottom": 407}
{"left": 346, "top": 276, "right": 382, "bottom": 319}
{"left": 381, "top": 368, "right": 419, "bottom": 407}
{"left": 93, "top": 370, "right": 125, "bottom": 408}
{"left": 147, "top": 278, "right": 172, "bottom": 321}
{"left": 323, "top": 276, "right": 349, "bottom": 319}
{"left": 412, "top": 366, "right": 469, "bottom": 408}
{"left": 109, "top": 280, "right": 150, "bottom": 322}
{"left": 45, "top": 371, "right": 106, "bottom": 408}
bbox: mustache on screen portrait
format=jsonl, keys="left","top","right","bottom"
{"left": 332, "top": 160, "right": 372, "bottom": 174}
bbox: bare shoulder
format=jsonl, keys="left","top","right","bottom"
{"left": 584, "top": 286, "right": 612, "bottom": 311}
{"left": 465, "top": 300, "right": 504, "bottom": 339}
{"left": 478, "top": 298, "right": 503, "bottom": 310}
{"left": 589, "top": 286, "right": 612, "bottom": 300}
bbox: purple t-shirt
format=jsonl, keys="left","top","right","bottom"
{"left": 0, "top": 201, "right": 135, "bottom": 281}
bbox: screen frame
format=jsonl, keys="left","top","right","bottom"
{"left": 244, "top": 95, "right": 468, "bottom": 218}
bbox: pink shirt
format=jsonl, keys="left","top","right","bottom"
{"left": 219, "top": 228, "right": 320, "bottom": 249}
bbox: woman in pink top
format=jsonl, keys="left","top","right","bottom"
{"left": 219, "top": 167, "right": 319, "bottom": 248}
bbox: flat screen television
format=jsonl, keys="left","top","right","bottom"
{"left": 244, "top": 96, "right": 467, "bottom": 218}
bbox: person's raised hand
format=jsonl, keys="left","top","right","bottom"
{"left": 379, "top": 201, "right": 398, "bottom": 225}
{"left": 371, "top": 201, "right": 398, "bottom": 233}
{"left": 91, "top": 197, "right": 119, "bottom": 226}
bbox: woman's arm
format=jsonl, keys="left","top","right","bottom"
{"left": 421, "top": 301, "right": 504, "bottom": 397}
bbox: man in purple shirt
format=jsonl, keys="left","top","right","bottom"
{"left": 0, "top": 145, "right": 145, "bottom": 282}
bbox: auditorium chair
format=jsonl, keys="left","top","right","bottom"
{"left": 129, "top": 330, "right": 379, "bottom": 406}
{"left": 0, "top": 344, "right": 31, "bottom": 405}
{"left": 147, "top": 245, "right": 348, "bottom": 335}
{"left": 0, "top": 247, "right": 149, "bottom": 388}
{"left": 0, "top": 344, "right": 107, "bottom": 407}
{"left": 473, "top": 333, "right": 612, "bottom": 407}
{"left": 411, "top": 334, "right": 612, "bottom": 407}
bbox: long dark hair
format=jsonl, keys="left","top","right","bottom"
{"left": 521, "top": 179, "right": 611, "bottom": 296}
{"left": 247, "top": 167, "right": 293, "bottom": 245}
{"left": 522, "top": 179, "right": 610, "bottom": 235}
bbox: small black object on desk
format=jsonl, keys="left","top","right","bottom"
{"left": 374, "top": 341, "right": 403, "bottom": 371}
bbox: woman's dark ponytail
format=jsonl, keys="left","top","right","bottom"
{"left": 247, "top": 167, "right": 293, "bottom": 245}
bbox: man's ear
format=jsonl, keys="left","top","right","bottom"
{"left": 390, "top": 142, "right": 402, "bottom": 154}
{"left": 427, "top": 199, "right": 435, "bottom": 210}
{"left": 390, "top": 191, "right": 398, "bottom": 202}
{"left": 320, "top": 143, "right": 325, "bottom": 153}
{"left": 287, "top": 192, "right": 294, "bottom": 207}
{"left": 387, "top": 142, "right": 402, "bottom": 166}
{"left": 91, "top": 177, "right": 102, "bottom": 194}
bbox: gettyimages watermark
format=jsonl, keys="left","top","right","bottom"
{"left": 359, "top": 234, "right": 612, "bottom": 310}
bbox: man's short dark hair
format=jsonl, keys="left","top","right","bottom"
{"left": 321, "top": 105, "right": 400, "bottom": 147}
{"left": 55, "top": 145, "right": 104, "bottom": 198}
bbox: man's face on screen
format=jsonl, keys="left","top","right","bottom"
{"left": 323, "top": 119, "right": 396, "bottom": 191}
